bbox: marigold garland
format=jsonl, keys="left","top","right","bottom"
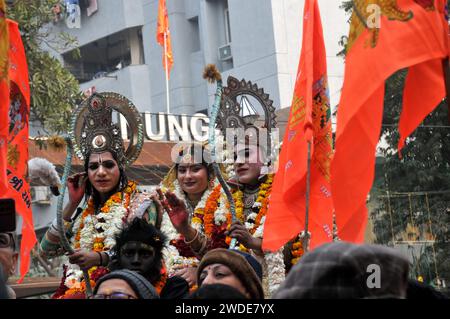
{"left": 290, "top": 236, "right": 306, "bottom": 266}
{"left": 57, "top": 181, "right": 137, "bottom": 298}
{"left": 153, "top": 264, "right": 168, "bottom": 295}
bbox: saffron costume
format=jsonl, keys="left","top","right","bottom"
{"left": 39, "top": 92, "right": 159, "bottom": 298}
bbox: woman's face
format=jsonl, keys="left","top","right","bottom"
{"left": 95, "top": 278, "right": 138, "bottom": 299}
{"left": 233, "top": 145, "right": 263, "bottom": 185}
{"left": 87, "top": 151, "right": 121, "bottom": 194}
{"left": 199, "top": 263, "right": 250, "bottom": 298}
{"left": 176, "top": 163, "right": 209, "bottom": 197}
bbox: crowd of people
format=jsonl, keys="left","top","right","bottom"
{"left": 0, "top": 91, "right": 447, "bottom": 300}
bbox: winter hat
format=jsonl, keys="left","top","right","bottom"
{"left": 197, "top": 248, "right": 264, "bottom": 299}
{"left": 274, "top": 242, "right": 410, "bottom": 299}
{"left": 94, "top": 269, "right": 160, "bottom": 299}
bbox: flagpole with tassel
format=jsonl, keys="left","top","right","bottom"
{"left": 302, "top": 141, "right": 312, "bottom": 253}
{"left": 203, "top": 64, "right": 238, "bottom": 250}
{"left": 164, "top": 31, "right": 170, "bottom": 114}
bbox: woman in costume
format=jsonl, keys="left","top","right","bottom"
{"left": 40, "top": 92, "right": 160, "bottom": 298}
{"left": 159, "top": 142, "right": 228, "bottom": 288}
{"left": 161, "top": 70, "right": 286, "bottom": 297}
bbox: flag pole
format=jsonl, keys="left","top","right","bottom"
{"left": 442, "top": 58, "right": 450, "bottom": 123}
{"left": 164, "top": 31, "right": 170, "bottom": 114}
{"left": 303, "top": 140, "right": 312, "bottom": 252}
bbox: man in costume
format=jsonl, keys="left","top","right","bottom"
{"left": 40, "top": 92, "right": 160, "bottom": 298}
{"left": 108, "top": 217, "right": 189, "bottom": 299}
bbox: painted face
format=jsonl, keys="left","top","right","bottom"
{"left": 176, "top": 163, "right": 209, "bottom": 196}
{"left": 0, "top": 233, "right": 18, "bottom": 280}
{"left": 199, "top": 264, "right": 250, "bottom": 298}
{"left": 94, "top": 278, "right": 138, "bottom": 299}
{"left": 119, "top": 241, "right": 156, "bottom": 276}
{"left": 234, "top": 144, "right": 264, "bottom": 185}
{"left": 87, "top": 151, "right": 121, "bottom": 194}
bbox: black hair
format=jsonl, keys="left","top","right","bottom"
{"left": 84, "top": 150, "right": 128, "bottom": 209}
{"left": 109, "top": 218, "right": 167, "bottom": 285}
{"left": 188, "top": 284, "right": 247, "bottom": 299}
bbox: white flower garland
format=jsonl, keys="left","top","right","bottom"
{"left": 66, "top": 199, "right": 129, "bottom": 286}
{"left": 264, "top": 247, "right": 286, "bottom": 297}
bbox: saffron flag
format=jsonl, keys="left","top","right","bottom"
{"left": 331, "top": 0, "right": 449, "bottom": 243}
{"left": 263, "top": 0, "right": 334, "bottom": 252}
{"left": 0, "top": 0, "right": 9, "bottom": 194}
{"left": 156, "top": 0, "right": 173, "bottom": 75}
{"left": 4, "top": 19, "right": 37, "bottom": 282}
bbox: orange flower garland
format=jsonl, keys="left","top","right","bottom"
{"left": 74, "top": 181, "right": 136, "bottom": 251}
{"left": 153, "top": 264, "right": 168, "bottom": 295}
{"left": 223, "top": 174, "right": 273, "bottom": 249}
{"left": 199, "top": 184, "right": 222, "bottom": 237}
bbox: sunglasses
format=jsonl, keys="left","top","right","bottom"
{"left": 0, "top": 233, "right": 15, "bottom": 249}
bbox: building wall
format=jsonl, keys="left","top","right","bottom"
{"left": 50, "top": 0, "right": 347, "bottom": 115}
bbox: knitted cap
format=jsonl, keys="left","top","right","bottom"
{"left": 94, "top": 269, "right": 160, "bottom": 299}
{"left": 197, "top": 248, "right": 264, "bottom": 299}
{"left": 274, "top": 242, "right": 410, "bottom": 299}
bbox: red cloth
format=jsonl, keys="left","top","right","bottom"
{"left": 0, "top": 1, "right": 9, "bottom": 194}
{"left": 263, "top": 0, "right": 334, "bottom": 252}
{"left": 4, "top": 19, "right": 36, "bottom": 282}
{"left": 331, "top": 0, "right": 449, "bottom": 243}
{"left": 0, "top": 80, "right": 9, "bottom": 194}
{"left": 156, "top": 0, "right": 173, "bottom": 76}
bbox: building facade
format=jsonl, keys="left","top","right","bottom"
{"left": 25, "top": 0, "right": 349, "bottom": 237}
{"left": 52, "top": 0, "right": 347, "bottom": 116}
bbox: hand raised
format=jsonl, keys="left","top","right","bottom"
{"left": 161, "top": 191, "right": 189, "bottom": 232}
{"left": 67, "top": 173, "right": 87, "bottom": 207}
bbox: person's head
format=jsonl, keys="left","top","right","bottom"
{"left": 274, "top": 242, "right": 410, "bottom": 299}
{"left": 92, "top": 269, "right": 159, "bottom": 299}
{"left": 233, "top": 143, "right": 266, "bottom": 185}
{"left": 84, "top": 150, "right": 127, "bottom": 202}
{"left": 0, "top": 264, "right": 9, "bottom": 299}
{"left": 0, "top": 232, "right": 18, "bottom": 281}
{"left": 406, "top": 280, "right": 448, "bottom": 299}
{"left": 189, "top": 283, "right": 247, "bottom": 299}
{"left": 197, "top": 248, "right": 264, "bottom": 299}
{"left": 174, "top": 144, "right": 213, "bottom": 198}
{"left": 110, "top": 218, "right": 166, "bottom": 284}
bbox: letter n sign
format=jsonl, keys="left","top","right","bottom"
{"left": 366, "top": 264, "right": 381, "bottom": 289}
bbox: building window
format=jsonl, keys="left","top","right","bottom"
{"left": 189, "top": 17, "right": 201, "bottom": 52}
{"left": 224, "top": 7, "right": 231, "bottom": 44}
{"left": 63, "top": 27, "right": 144, "bottom": 83}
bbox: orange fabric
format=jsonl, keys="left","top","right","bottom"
{"left": 263, "top": 0, "right": 334, "bottom": 252}
{"left": 0, "top": 0, "right": 9, "bottom": 194}
{"left": 4, "top": 20, "right": 36, "bottom": 282}
{"left": 156, "top": 0, "right": 173, "bottom": 76}
{"left": 0, "top": 80, "right": 8, "bottom": 194}
{"left": 331, "top": 0, "right": 449, "bottom": 243}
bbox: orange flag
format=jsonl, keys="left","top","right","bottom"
{"left": 263, "top": 0, "right": 334, "bottom": 252}
{"left": 156, "top": 0, "right": 173, "bottom": 75}
{"left": 331, "top": 0, "right": 449, "bottom": 243}
{"left": 4, "top": 19, "right": 37, "bottom": 282}
{"left": 0, "top": 0, "right": 9, "bottom": 194}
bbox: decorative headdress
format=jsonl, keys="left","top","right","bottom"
{"left": 216, "top": 76, "right": 278, "bottom": 161}
{"left": 69, "top": 92, "right": 144, "bottom": 166}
